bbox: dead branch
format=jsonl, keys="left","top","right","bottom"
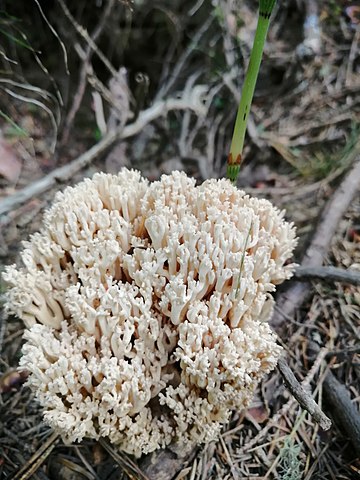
{"left": 303, "top": 162, "right": 360, "bottom": 267}
{"left": 237, "top": 347, "right": 329, "bottom": 455}
{"left": 0, "top": 87, "right": 207, "bottom": 219}
{"left": 308, "top": 340, "right": 360, "bottom": 456}
{"left": 277, "top": 357, "right": 331, "bottom": 430}
{"left": 322, "top": 370, "right": 360, "bottom": 456}
{"left": 0, "top": 130, "right": 118, "bottom": 219}
{"left": 294, "top": 265, "right": 360, "bottom": 286}
{"left": 58, "top": 0, "right": 117, "bottom": 77}
{"left": 61, "top": 0, "right": 116, "bottom": 144}
{"left": 325, "top": 346, "right": 360, "bottom": 360}
{"left": 271, "top": 158, "right": 360, "bottom": 330}
{"left": 270, "top": 158, "right": 360, "bottom": 456}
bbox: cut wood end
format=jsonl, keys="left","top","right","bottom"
{"left": 319, "top": 415, "right": 332, "bottom": 431}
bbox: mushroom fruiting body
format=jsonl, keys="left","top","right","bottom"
{"left": 3, "top": 169, "right": 296, "bottom": 457}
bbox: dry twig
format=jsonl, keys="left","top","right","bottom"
{"left": 236, "top": 347, "right": 329, "bottom": 455}
{"left": 322, "top": 370, "right": 360, "bottom": 456}
{"left": 58, "top": 0, "right": 117, "bottom": 77}
{"left": 60, "top": 0, "right": 116, "bottom": 144}
{"left": 272, "top": 158, "right": 360, "bottom": 330}
{"left": 277, "top": 357, "right": 332, "bottom": 430}
{"left": 11, "top": 432, "right": 59, "bottom": 480}
{"left": 294, "top": 265, "right": 360, "bottom": 286}
{"left": 99, "top": 439, "right": 150, "bottom": 480}
{"left": 271, "top": 158, "right": 360, "bottom": 456}
{"left": 0, "top": 87, "right": 207, "bottom": 219}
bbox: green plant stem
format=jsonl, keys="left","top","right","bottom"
{"left": 227, "top": 0, "right": 276, "bottom": 183}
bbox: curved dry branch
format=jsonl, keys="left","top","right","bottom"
{"left": 277, "top": 357, "right": 331, "bottom": 430}
{"left": 271, "top": 158, "right": 360, "bottom": 456}
{"left": 294, "top": 265, "right": 360, "bottom": 286}
{"left": 0, "top": 87, "right": 207, "bottom": 219}
{"left": 323, "top": 370, "right": 360, "bottom": 456}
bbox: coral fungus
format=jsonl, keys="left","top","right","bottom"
{"left": 4, "top": 169, "right": 296, "bottom": 456}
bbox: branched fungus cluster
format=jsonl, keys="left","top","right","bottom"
{"left": 4, "top": 169, "right": 296, "bottom": 456}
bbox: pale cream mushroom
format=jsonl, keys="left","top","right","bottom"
{"left": 3, "top": 169, "right": 296, "bottom": 456}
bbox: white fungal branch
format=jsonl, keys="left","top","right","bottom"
{"left": 3, "top": 169, "right": 297, "bottom": 457}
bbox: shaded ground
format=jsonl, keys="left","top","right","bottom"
{"left": 0, "top": 1, "right": 359, "bottom": 479}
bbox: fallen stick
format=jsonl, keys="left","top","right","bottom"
{"left": 237, "top": 347, "right": 329, "bottom": 455}
{"left": 325, "top": 345, "right": 360, "bottom": 360}
{"left": 322, "top": 370, "right": 360, "bottom": 456}
{"left": 272, "top": 158, "right": 360, "bottom": 329}
{"left": 0, "top": 88, "right": 207, "bottom": 218}
{"left": 308, "top": 341, "right": 360, "bottom": 456}
{"left": 271, "top": 158, "right": 360, "bottom": 455}
{"left": 11, "top": 432, "right": 59, "bottom": 480}
{"left": 277, "top": 357, "right": 331, "bottom": 430}
{"left": 294, "top": 265, "right": 360, "bottom": 286}
{"left": 0, "top": 128, "right": 119, "bottom": 218}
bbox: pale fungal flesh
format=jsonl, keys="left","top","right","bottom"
{"left": 3, "top": 169, "right": 297, "bottom": 457}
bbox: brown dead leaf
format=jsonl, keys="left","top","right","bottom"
{"left": 247, "top": 405, "right": 269, "bottom": 424}
{"left": 0, "top": 369, "right": 28, "bottom": 393}
{"left": 345, "top": 6, "right": 360, "bottom": 25}
{"left": 0, "top": 137, "right": 22, "bottom": 182}
{"left": 92, "top": 443, "right": 105, "bottom": 466}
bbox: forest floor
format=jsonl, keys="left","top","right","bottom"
{"left": 0, "top": 1, "right": 359, "bottom": 479}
